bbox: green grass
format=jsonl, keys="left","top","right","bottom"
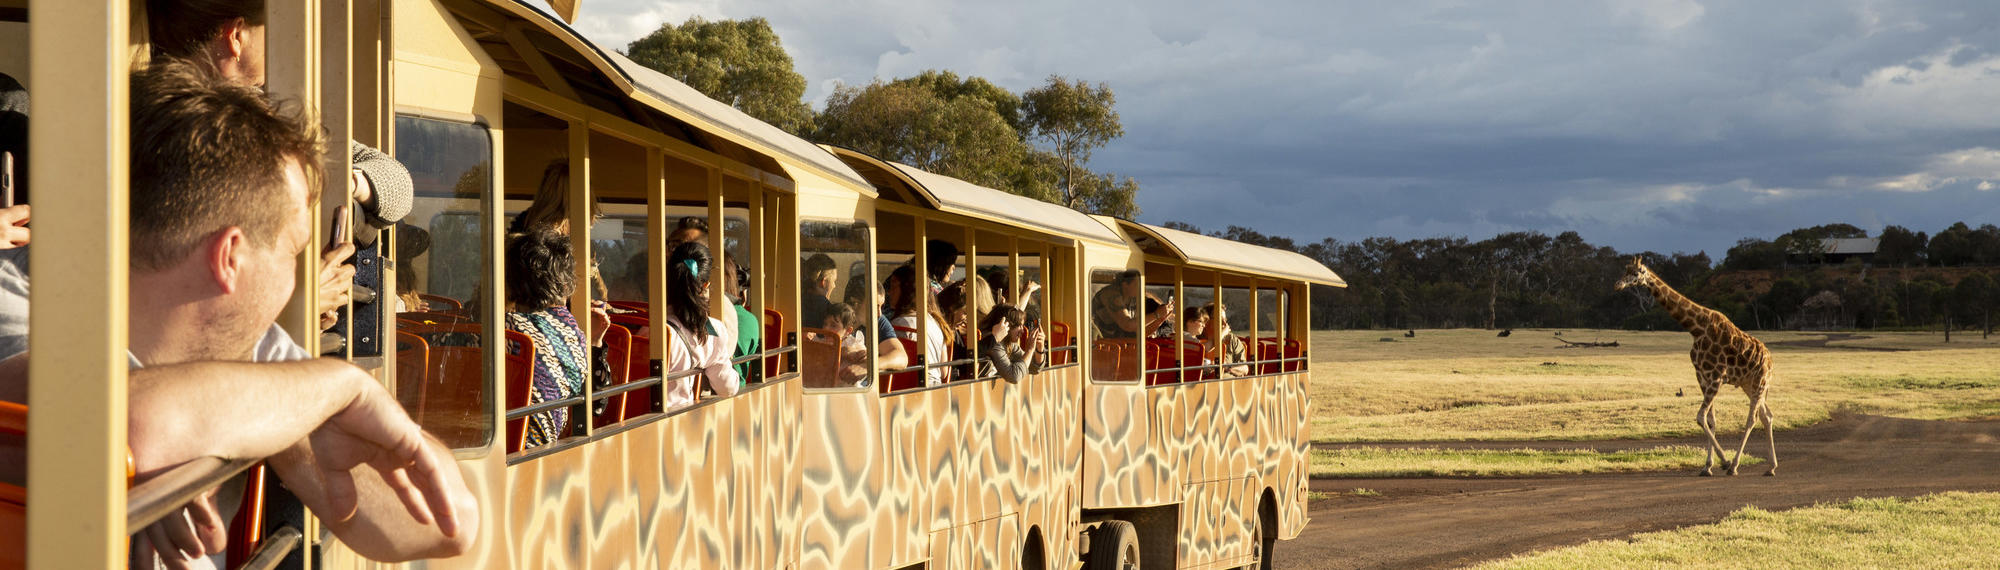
{"left": 1312, "top": 446, "right": 1758, "bottom": 478}
{"left": 1311, "top": 329, "right": 2000, "bottom": 443}
{"left": 1476, "top": 492, "right": 2000, "bottom": 569}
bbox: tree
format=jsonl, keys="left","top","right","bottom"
{"left": 1722, "top": 238, "right": 1785, "bottom": 271}
{"left": 1929, "top": 222, "right": 1976, "bottom": 266}
{"left": 1022, "top": 76, "right": 1134, "bottom": 215}
{"left": 1954, "top": 272, "right": 1996, "bottom": 337}
{"left": 1875, "top": 225, "right": 1927, "bottom": 267}
{"left": 813, "top": 81, "right": 1029, "bottom": 193}
{"left": 625, "top": 17, "right": 814, "bottom": 135}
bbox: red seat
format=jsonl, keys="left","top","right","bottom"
{"left": 1282, "top": 339, "right": 1304, "bottom": 372}
{"left": 1144, "top": 338, "right": 1180, "bottom": 385}
{"left": 607, "top": 300, "right": 648, "bottom": 314}
{"left": 1093, "top": 338, "right": 1137, "bottom": 382}
{"left": 608, "top": 312, "right": 649, "bottom": 334}
{"left": 1049, "top": 322, "right": 1073, "bottom": 365}
{"left": 398, "top": 310, "right": 471, "bottom": 325}
{"left": 393, "top": 330, "right": 431, "bottom": 420}
{"left": 417, "top": 293, "right": 463, "bottom": 310}
{"left": 1, "top": 401, "right": 26, "bottom": 570}
{"left": 621, "top": 334, "right": 656, "bottom": 420}
{"left": 593, "top": 325, "right": 634, "bottom": 428}
{"left": 1256, "top": 338, "right": 1284, "bottom": 375}
{"left": 881, "top": 338, "right": 924, "bottom": 393}
{"left": 763, "top": 309, "right": 785, "bottom": 377}
{"left": 800, "top": 327, "right": 843, "bottom": 388}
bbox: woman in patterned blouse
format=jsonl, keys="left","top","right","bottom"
{"left": 504, "top": 227, "right": 610, "bottom": 449}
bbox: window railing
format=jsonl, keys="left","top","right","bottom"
{"left": 127, "top": 456, "right": 303, "bottom": 569}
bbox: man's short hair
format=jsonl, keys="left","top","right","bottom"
{"left": 147, "top": 0, "right": 268, "bottom": 62}
{"left": 802, "top": 253, "right": 837, "bottom": 279}
{"left": 130, "top": 59, "right": 324, "bottom": 272}
{"left": 822, "top": 302, "right": 860, "bottom": 332}
{"left": 1112, "top": 269, "right": 1142, "bottom": 287}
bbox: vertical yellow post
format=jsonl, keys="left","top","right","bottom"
{"left": 28, "top": 1, "right": 129, "bottom": 566}
{"left": 913, "top": 218, "right": 928, "bottom": 373}
{"left": 1173, "top": 266, "right": 1185, "bottom": 382}
{"left": 268, "top": 0, "right": 324, "bottom": 351}
{"left": 646, "top": 150, "right": 667, "bottom": 381}
{"left": 745, "top": 186, "right": 765, "bottom": 345}
{"left": 706, "top": 171, "right": 726, "bottom": 321}
{"left": 321, "top": 0, "right": 354, "bottom": 360}
{"left": 964, "top": 227, "right": 977, "bottom": 376}
{"left": 1248, "top": 278, "right": 1261, "bottom": 360}
{"left": 567, "top": 122, "right": 593, "bottom": 429}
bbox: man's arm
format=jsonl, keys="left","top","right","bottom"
{"left": 267, "top": 432, "right": 475, "bottom": 561}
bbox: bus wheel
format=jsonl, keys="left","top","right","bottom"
{"left": 1085, "top": 520, "right": 1139, "bottom": 570}
{"left": 1249, "top": 507, "right": 1276, "bottom": 570}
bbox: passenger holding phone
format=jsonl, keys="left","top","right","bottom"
{"left": 976, "top": 304, "right": 1044, "bottom": 384}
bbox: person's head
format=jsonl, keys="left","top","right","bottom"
{"left": 665, "top": 216, "right": 707, "bottom": 251}
{"left": 885, "top": 264, "right": 916, "bottom": 315}
{"left": 503, "top": 227, "right": 575, "bottom": 311}
{"left": 802, "top": 254, "right": 837, "bottom": 297}
{"left": 148, "top": 0, "right": 268, "bottom": 86}
{"left": 517, "top": 161, "right": 599, "bottom": 235}
{"left": 842, "top": 272, "right": 874, "bottom": 309}
{"left": 1202, "top": 303, "right": 1231, "bottom": 333}
{"left": 938, "top": 283, "right": 968, "bottom": 329}
{"left": 666, "top": 240, "right": 715, "bottom": 339}
{"left": 1113, "top": 269, "right": 1142, "bottom": 297}
{"left": 820, "top": 302, "right": 860, "bottom": 336}
{"left": 129, "top": 59, "right": 323, "bottom": 357}
{"left": 725, "top": 257, "right": 750, "bottom": 306}
{"left": 1181, "top": 305, "right": 1209, "bottom": 336}
{"left": 925, "top": 239, "right": 959, "bottom": 282}
{"left": 979, "top": 304, "right": 1027, "bottom": 343}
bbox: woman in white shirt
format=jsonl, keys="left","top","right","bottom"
{"left": 661, "top": 241, "right": 742, "bottom": 410}
{"left": 886, "top": 265, "right": 954, "bottom": 386}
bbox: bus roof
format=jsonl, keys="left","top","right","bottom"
{"left": 1111, "top": 219, "right": 1347, "bottom": 287}
{"left": 824, "top": 147, "right": 1127, "bottom": 245}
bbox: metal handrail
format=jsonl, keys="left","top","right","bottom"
{"left": 236, "top": 525, "right": 304, "bottom": 570}
{"left": 127, "top": 457, "right": 260, "bottom": 531}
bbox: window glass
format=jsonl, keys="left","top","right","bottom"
{"left": 1259, "top": 289, "right": 1283, "bottom": 341}
{"left": 393, "top": 115, "right": 492, "bottom": 451}
{"left": 800, "top": 220, "right": 873, "bottom": 390}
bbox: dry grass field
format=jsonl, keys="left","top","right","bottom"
{"left": 1308, "top": 328, "right": 2000, "bottom": 443}
{"left": 1474, "top": 492, "right": 2000, "bottom": 569}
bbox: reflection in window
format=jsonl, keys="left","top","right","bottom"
{"left": 800, "top": 221, "right": 874, "bottom": 389}
{"left": 1088, "top": 269, "right": 1140, "bottom": 383}
{"left": 392, "top": 115, "right": 492, "bottom": 451}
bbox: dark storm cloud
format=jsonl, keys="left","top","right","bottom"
{"left": 571, "top": 0, "right": 2000, "bottom": 257}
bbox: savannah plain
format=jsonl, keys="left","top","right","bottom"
{"left": 1279, "top": 328, "right": 2000, "bottom": 569}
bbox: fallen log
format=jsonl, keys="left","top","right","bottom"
{"left": 1554, "top": 335, "right": 1619, "bottom": 348}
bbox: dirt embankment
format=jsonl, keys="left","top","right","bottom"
{"left": 1276, "top": 413, "right": 2000, "bottom": 569}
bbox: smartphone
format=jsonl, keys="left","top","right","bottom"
{"left": 326, "top": 204, "right": 351, "bottom": 250}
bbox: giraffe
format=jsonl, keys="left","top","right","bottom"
{"left": 1615, "top": 257, "right": 1778, "bottom": 476}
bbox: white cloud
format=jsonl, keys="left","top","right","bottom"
{"left": 1858, "top": 147, "right": 2000, "bottom": 192}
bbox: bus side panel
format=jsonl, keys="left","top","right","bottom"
{"left": 1274, "top": 372, "right": 1310, "bottom": 540}
{"left": 881, "top": 388, "right": 951, "bottom": 566}
{"left": 635, "top": 382, "right": 798, "bottom": 568}
{"left": 797, "top": 389, "right": 885, "bottom": 570}
{"left": 504, "top": 443, "right": 594, "bottom": 567}
{"left": 590, "top": 426, "right": 640, "bottom": 569}
{"left": 1080, "top": 383, "right": 1171, "bottom": 508}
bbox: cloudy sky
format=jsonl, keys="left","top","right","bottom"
{"left": 566, "top": 0, "right": 2000, "bottom": 257}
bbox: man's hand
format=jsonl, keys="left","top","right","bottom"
{"left": 0, "top": 204, "right": 27, "bottom": 248}
{"left": 303, "top": 382, "right": 462, "bottom": 538}
{"left": 317, "top": 243, "right": 357, "bottom": 330}
{"left": 588, "top": 301, "right": 611, "bottom": 346}
{"left": 351, "top": 169, "right": 376, "bottom": 208}
{"left": 134, "top": 488, "right": 227, "bottom": 570}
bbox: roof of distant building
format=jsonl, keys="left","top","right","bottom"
{"left": 1821, "top": 238, "right": 1880, "bottom": 255}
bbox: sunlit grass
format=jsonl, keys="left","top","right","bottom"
{"left": 1311, "top": 445, "right": 1756, "bottom": 478}
{"left": 1475, "top": 492, "right": 2000, "bottom": 569}
{"left": 1310, "top": 329, "right": 2000, "bottom": 442}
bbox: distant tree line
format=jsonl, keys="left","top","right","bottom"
{"left": 1167, "top": 221, "right": 2000, "bottom": 335}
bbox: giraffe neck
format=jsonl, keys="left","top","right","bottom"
{"left": 1645, "top": 277, "right": 1708, "bottom": 335}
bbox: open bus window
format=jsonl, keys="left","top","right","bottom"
{"left": 1087, "top": 269, "right": 1139, "bottom": 383}
{"left": 800, "top": 220, "right": 873, "bottom": 390}
{"left": 392, "top": 115, "right": 493, "bottom": 451}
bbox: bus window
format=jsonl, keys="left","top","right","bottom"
{"left": 800, "top": 220, "right": 873, "bottom": 390}
{"left": 392, "top": 115, "right": 493, "bottom": 451}
{"left": 1087, "top": 269, "right": 1138, "bottom": 383}
{"left": 1179, "top": 282, "right": 1216, "bottom": 381}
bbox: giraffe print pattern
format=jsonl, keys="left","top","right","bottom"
{"left": 1617, "top": 257, "right": 1779, "bottom": 476}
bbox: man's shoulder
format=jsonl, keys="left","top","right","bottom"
{"left": 253, "top": 325, "right": 313, "bottom": 362}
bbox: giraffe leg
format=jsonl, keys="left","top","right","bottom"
{"left": 1760, "top": 401, "right": 1778, "bottom": 476}
{"left": 1728, "top": 393, "right": 1764, "bottom": 476}
{"left": 1694, "top": 392, "right": 1722, "bottom": 476}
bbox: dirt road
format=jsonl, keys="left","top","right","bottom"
{"left": 1274, "top": 413, "right": 2000, "bottom": 569}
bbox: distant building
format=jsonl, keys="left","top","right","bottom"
{"left": 1790, "top": 237, "right": 1878, "bottom": 265}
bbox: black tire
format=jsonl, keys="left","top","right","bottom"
{"left": 1253, "top": 507, "right": 1276, "bottom": 570}
{"left": 1085, "top": 520, "right": 1140, "bottom": 570}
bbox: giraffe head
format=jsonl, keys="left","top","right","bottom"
{"left": 1614, "top": 257, "right": 1656, "bottom": 291}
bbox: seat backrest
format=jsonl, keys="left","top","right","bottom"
{"left": 763, "top": 309, "right": 784, "bottom": 377}
{"left": 393, "top": 330, "right": 431, "bottom": 419}
{"left": 621, "top": 334, "right": 656, "bottom": 420}
{"left": 594, "top": 325, "right": 634, "bottom": 428}
{"left": 799, "top": 327, "right": 842, "bottom": 388}
{"left": 1, "top": 402, "right": 23, "bottom": 570}
{"left": 500, "top": 331, "right": 535, "bottom": 453}
{"left": 1144, "top": 338, "right": 1180, "bottom": 385}
{"left": 1282, "top": 338, "right": 1303, "bottom": 372}
{"left": 416, "top": 293, "right": 463, "bottom": 310}
{"left": 882, "top": 338, "right": 925, "bottom": 393}
{"left": 1182, "top": 340, "right": 1213, "bottom": 381}
{"left": 1049, "top": 322, "right": 1073, "bottom": 365}
{"left": 608, "top": 312, "right": 649, "bottom": 335}
{"left": 607, "top": 300, "right": 648, "bottom": 314}
{"left": 1256, "top": 338, "right": 1284, "bottom": 374}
